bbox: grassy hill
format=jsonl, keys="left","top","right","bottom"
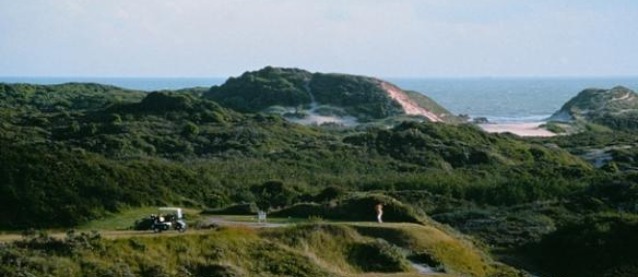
{"left": 205, "top": 67, "right": 313, "bottom": 112}
{"left": 205, "top": 66, "right": 458, "bottom": 123}
{"left": 0, "top": 223, "right": 522, "bottom": 277}
{"left": 550, "top": 86, "right": 638, "bottom": 131}
{"left": 2, "top": 79, "right": 638, "bottom": 276}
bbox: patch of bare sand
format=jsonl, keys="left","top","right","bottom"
{"left": 381, "top": 82, "right": 442, "bottom": 122}
{"left": 479, "top": 122, "right": 556, "bottom": 137}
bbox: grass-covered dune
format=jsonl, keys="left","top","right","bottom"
{"left": 205, "top": 66, "right": 458, "bottom": 122}
{"left": 549, "top": 86, "right": 638, "bottom": 131}
{"left": 0, "top": 223, "right": 520, "bottom": 277}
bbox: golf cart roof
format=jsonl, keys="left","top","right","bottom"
{"left": 158, "top": 207, "right": 183, "bottom": 218}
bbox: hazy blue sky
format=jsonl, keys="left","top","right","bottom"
{"left": 1, "top": 0, "right": 637, "bottom": 77}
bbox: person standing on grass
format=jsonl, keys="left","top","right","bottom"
{"left": 375, "top": 203, "right": 383, "bottom": 223}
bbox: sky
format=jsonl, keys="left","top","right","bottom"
{"left": 1, "top": 0, "right": 637, "bottom": 78}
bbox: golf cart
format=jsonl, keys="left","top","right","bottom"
{"left": 151, "top": 207, "right": 187, "bottom": 233}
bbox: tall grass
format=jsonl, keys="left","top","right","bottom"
{"left": 0, "top": 223, "right": 521, "bottom": 277}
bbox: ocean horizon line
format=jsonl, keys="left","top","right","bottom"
{"left": 2, "top": 74, "right": 637, "bottom": 79}
{"left": 2, "top": 76, "right": 637, "bottom": 123}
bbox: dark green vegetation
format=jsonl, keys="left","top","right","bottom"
{"left": 528, "top": 213, "right": 638, "bottom": 277}
{"left": 550, "top": 86, "right": 638, "bottom": 131}
{"left": 206, "top": 66, "right": 457, "bottom": 122}
{"left": 308, "top": 72, "right": 403, "bottom": 121}
{"left": 206, "top": 67, "right": 313, "bottom": 112}
{"left": 0, "top": 82, "right": 592, "bottom": 227}
{"left": 271, "top": 193, "right": 424, "bottom": 223}
{"left": 2, "top": 74, "right": 638, "bottom": 276}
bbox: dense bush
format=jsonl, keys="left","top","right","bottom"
{"left": 530, "top": 214, "right": 638, "bottom": 277}
{"left": 0, "top": 143, "right": 216, "bottom": 228}
{"left": 594, "top": 112, "right": 638, "bottom": 131}
{"left": 205, "top": 66, "right": 312, "bottom": 112}
{"left": 272, "top": 193, "right": 424, "bottom": 223}
{"left": 347, "top": 240, "right": 410, "bottom": 272}
{"left": 270, "top": 203, "right": 327, "bottom": 218}
{"left": 310, "top": 73, "right": 403, "bottom": 120}
{"left": 202, "top": 203, "right": 259, "bottom": 215}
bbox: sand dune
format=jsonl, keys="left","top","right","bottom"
{"left": 381, "top": 82, "right": 442, "bottom": 122}
{"left": 479, "top": 122, "right": 556, "bottom": 137}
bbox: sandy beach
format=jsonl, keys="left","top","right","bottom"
{"left": 478, "top": 122, "right": 556, "bottom": 137}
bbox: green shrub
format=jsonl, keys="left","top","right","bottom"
{"left": 271, "top": 193, "right": 423, "bottom": 223}
{"left": 186, "top": 263, "right": 242, "bottom": 277}
{"left": 531, "top": 213, "right": 638, "bottom": 277}
{"left": 202, "top": 203, "right": 258, "bottom": 215}
{"left": 270, "top": 203, "right": 327, "bottom": 218}
{"left": 347, "top": 240, "right": 410, "bottom": 272}
{"left": 328, "top": 193, "right": 423, "bottom": 223}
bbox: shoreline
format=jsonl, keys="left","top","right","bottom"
{"left": 478, "top": 121, "right": 556, "bottom": 137}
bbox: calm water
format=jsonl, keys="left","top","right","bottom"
{"left": 391, "top": 77, "right": 638, "bottom": 122}
{"left": 2, "top": 76, "right": 637, "bottom": 123}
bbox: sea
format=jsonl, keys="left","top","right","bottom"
{"left": 1, "top": 76, "right": 637, "bottom": 123}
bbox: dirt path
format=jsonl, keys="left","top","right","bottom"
{"left": 202, "top": 216, "right": 286, "bottom": 228}
{"left": 0, "top": 216, "right": 289, "bottom": 243}
{"left": 0, "top": 229, "right": 221, "bottom": 242}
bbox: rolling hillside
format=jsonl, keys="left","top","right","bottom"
{"left": 205, "top": 66, "right": 459, "bottom": 124}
